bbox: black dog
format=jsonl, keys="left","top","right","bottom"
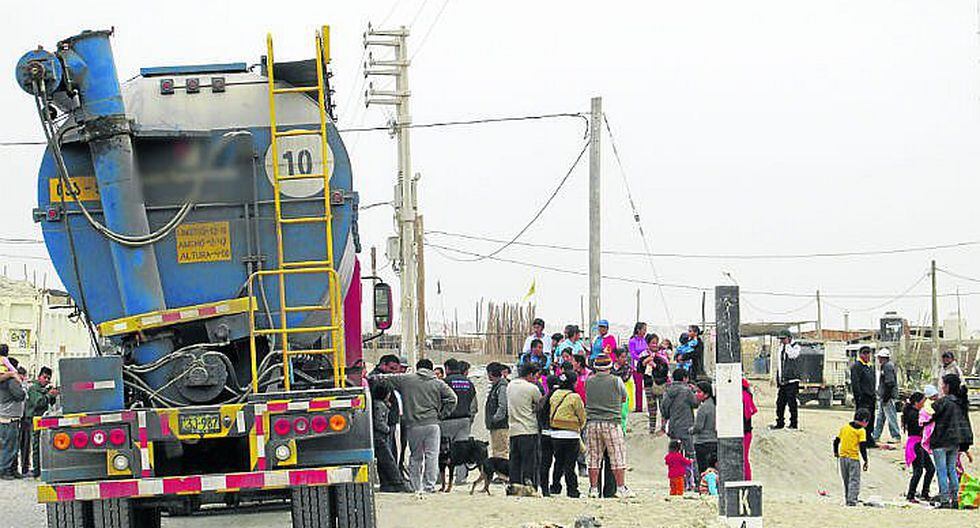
{"left": 438, "top": 438, "right": 489, "bottom": 493}
{"left": 470, "top": 456, "right": 510, "bottom": 495}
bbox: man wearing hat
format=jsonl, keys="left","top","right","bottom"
{"left": 938, "top": 351, "right": 964, "bottom": 384}
{"left": 590, "top": 320, "right": 617, "bottom": 363}
{"left": 584, "top": 354, "right": 633, "bottom": 498}
{"left": 873, "top": 348, "right": 901, "bottom": 444}
{"left": 772, "top": 329, "right": 802, "bottom": 430}
{"left": 850, "top": 346, "right": 877, "bottom": 448}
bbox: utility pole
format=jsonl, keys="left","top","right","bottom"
{"left": 416, "top": 214, "right": 426, "bottom": 359}
{"left": 635, "top": 288, "right": 640, "bottom": 323}
{"left": 931, "top": 259, "right": 940, "bottom": 380}
{"left": 957, "top": 287, "right": 962, "bottom": 354}
{"left": 816, "top": 290, "right": 822, "bottom": 340}
{"left": 365, "top": 24, "right": 417, "bottom": 366}
{"left": 588, "top": 97, "right": 602, "bottom": 333}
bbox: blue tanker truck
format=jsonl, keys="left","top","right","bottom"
{"left": 15, "top": 26, "right": 389, "bottom": 528}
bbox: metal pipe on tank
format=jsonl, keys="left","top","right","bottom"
{"left": 58, "top": 30, "right": 172, "bottom": 369}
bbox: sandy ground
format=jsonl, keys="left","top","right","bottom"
{"left": 3, "top": 372, "right": 979, "bottom": 528}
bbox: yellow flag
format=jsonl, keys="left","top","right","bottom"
{"left": 522, "top": 279, "right": 536, "bottom": 302}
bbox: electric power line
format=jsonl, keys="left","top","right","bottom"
{"left": 937, "top": 266, "right": 980, "bottom": 284}
{"left": 424, "top": 229, "right": 980, "bottom": 261}
{"left": 1, "top": 111, "right": 591, "bottom": 148}
{"left": 440, "top": 137, "right": 590, "bottom": 262}
{"left": 410, "top": 0, "right": 452, "bottom": 60}
{"left": 426, "top": 242, "right": 979, "bottom": 301}
{"left": 604, "top": 113, "right": 673, "bottom": 327}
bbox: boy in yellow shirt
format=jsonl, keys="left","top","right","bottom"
{"left": 833, "top": 408, "right": 871, "bottom": 506}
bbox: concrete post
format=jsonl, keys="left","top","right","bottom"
{"left": 715, "top": 285, "right": 762, "bottom": 527}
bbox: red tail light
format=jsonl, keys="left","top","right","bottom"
{"left": 72, "top": 431, "right": 89, "bottom": 449}
{"left": 91, "top": 430, "right": 108, "bottom": 447}
{"left": 293, "top": 417, "right": 310, "bottom": 435}
{"left": 311, "top": 415, "right": 328, "bottom": 433}
{"left": 274, "top": 418, "right": 291, "bottom": 436}
{"left": 108, "top": 428, "right": 126, "bottom": 446}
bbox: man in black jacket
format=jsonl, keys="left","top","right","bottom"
{"left": 485, "top": 362, "right": 510, "bottom": 459}
{"left": 850, "top": 346, "right": 877, "bottom": 448}
{"left": 440, "top": 359, "right": 478, "bottom": 485}
{"left": 772, "top": 330, "right": 801, "bottom": 429}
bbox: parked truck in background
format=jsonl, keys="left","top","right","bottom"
{"left": 16, "top": 26, "right": 390, "bottom": 528}
{"left": 794, "top": 340, "right": 849, "bottom": 408}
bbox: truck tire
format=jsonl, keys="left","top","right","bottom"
{"left": 92, "top": 499, "right": 160, "bottom": 528}
{"left": 292, "top": 485, "right": 332, "bottom": 528}
{"left": 333, "top": 483, "right": 376, "bottom": 528}
{"left": 47, "top": 501, "right": 93, "bottom": 528}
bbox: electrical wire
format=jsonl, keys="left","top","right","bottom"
{"left": 427, "top": 243, "right": 978, "bottom": 301}
{"left": 439, "top": 137, "right": 590, "bottom": 262}
{"left": 937, "top": 266, "right": 980, "bottom": 284}
{"left": 741, "top": 297, "right": 816, "bottom": 317}
{"left": 424, "top": 230, "right": 980, "bottom": 261}
{"left": 604, "top": 113, "right": 673, "bottom": 327}
{"left": 410, "top": 0, "right": 451, "bottom": 60}
{"left": 339, "top": 111, "right": 591, "bottom": 134}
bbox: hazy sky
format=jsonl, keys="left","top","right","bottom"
{"left": 3, "top": 1, "right": 980, "bottom": 337}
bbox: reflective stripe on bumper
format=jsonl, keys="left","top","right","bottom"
{"left": 37, "top": 464, "right": 369, "bottom": 503}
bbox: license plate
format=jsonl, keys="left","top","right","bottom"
{"left": 178, "top": 413, "right": 222, "bottom": 435}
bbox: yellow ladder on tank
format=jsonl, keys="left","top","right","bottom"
{"left": 247, "top": 25, "right": 345, "bottom": 392}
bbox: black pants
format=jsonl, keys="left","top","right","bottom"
{"left": 694, "top": 442, "right": 717, "bottom": 476}
{"left": 600, "top": 452, "right": 616, "bottom": 497}
{"left": 509, "top": 434, "right": 539, "bottom": 487}
{"left": 374, "top": 435, "right": 406, "bottom": 491}
{"left": 539, "top": 435, "right": 564, "bottom": 495}
{"left": 855, "top": 397, "right": 877, "bottom": 447}
{"left": 908, "top": 443, "right": 935, "bottom": 499}
{"left": 551, "top": 438, "right": 580, "bottom": 497}
{"left": 18, "top": 419, "right": 32, "bottom": 476}
{"left": 775, "top": 382, "right": 799, "bottom": 427}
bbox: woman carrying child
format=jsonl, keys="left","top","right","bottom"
{"left": 902, "top": 391, "right": 934, "bottom": 503}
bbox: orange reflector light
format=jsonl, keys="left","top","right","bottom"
{"left": 53, "top": 432, "right": 70, "bottom": 451}
{"left": 328, "top": 414, "right": 347, "bottom": 431}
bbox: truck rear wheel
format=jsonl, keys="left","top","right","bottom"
{"left": 92, "top": 499, "right": 160, "bottom": 528}
{"left": 47, "top": 501, "right": 92, "bottom": 528}
{"left": 292, "top": 485, "right": 332, "bottom": 528}
{"left": 333, "top": 483, "right": 376, "bottom": 528}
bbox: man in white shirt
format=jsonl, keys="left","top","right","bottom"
{"left": 521, "top": 318, "right": 551, "bottom": 359}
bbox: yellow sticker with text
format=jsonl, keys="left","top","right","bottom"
{"left": 49, "top": 177, "right": 100, "bottom": 202}
{"left": 176, "top": 221, "right": 232, "bottom": 264}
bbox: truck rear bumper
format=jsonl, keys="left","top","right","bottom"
{"left": 38, "top": 463, "right": 369, "bottom": 503}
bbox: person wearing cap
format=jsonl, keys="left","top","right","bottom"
{"left": 590, "top": 320, "right": 617, "bottom": 363}
{"left": 507, "top": 363, "right": 544, "bottom": 489}
{"left": 938, "top": 351, "right": 964, "bottom": 384}
{"left": 850, "top": 346, "right": 877, "bottom": 448}
{"left": 584, "top": 354, "right": 634, "bottom": 498}
{"left": 873, "top": 348, "right": 901, "bottom": 444}
{"left": 772, "top": 329, "right": 801, "bottom": 430}
{"left": 522, "top": 318, "right": 552, "bottom": 360}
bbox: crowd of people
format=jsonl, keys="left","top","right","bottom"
{"left": 830, "top": 341, "right": 976, "bottom": 509}
{"left": 367, "top": 318, "right": 755, "bottom": 501}
{"left": 0, "top": 344, "right": 59, "bottom": 481}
